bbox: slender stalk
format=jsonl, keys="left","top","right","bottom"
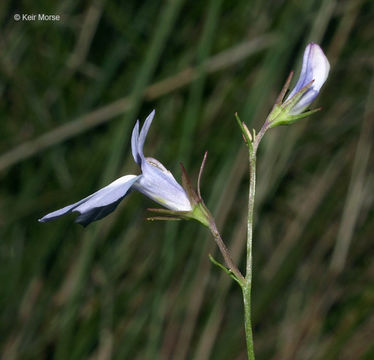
{"left": 246, "top": 152, "right": 256, "bottom": 278}
{"left": 253, "top": 120, "right": 269, "bottom": 154}
{"left": 208, "top": 220, "right": 245, "bottom": 285}
{"left": 242, "top": 148, "right": 256, "bottom": 360}
{"left": 235, "top": 113, "right": 268, "bottom": 359}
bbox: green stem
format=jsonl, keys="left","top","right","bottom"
{"left": 243, "top": 149, "right": 256, "bottom": 360}
{"left": 243, "top": 285, "right": 255, "bottom": 360}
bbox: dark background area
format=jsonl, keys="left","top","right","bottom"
{"left": 0, "top": 0, "right": 373, "bottom": 359}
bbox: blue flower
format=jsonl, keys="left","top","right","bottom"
{"left": 39, "top": 110, "right": 193, "bottom": 226}
{"left": 285, "top": 42, "right": 330, "bottom": 115}
{"left": 267, "top": 43, "right": 330, "bottom": 128}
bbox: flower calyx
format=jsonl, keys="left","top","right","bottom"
{"left": 147, "top": 152, "right": 212, "bottom": 228}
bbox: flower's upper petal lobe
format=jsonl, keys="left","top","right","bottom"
{"left": 131, "top": 120, "right": 140, "bottom": 164}
{"left": 38, "top": 175, "right": 140, "bottom": 226}
{"left": 137, "top": 110, "right": 155, "bottom": 160}
{"left": 131, "top": 110, "right": 155, "bottom": 165}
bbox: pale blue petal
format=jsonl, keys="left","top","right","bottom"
{"left": 74, "top": 200, "right": 126, "bottom": 227}
{"left": 285, "top": 43, "right": 330, "bottom": 115}
{"left": 39, "top": 175, "right": 140, "bottom": 226}
{"left": 289, "top": 89, "right": 318, "bottom": 115}
{"left": 130, "top": 111, "right": 192, "bottom": 212}
{"left": 131, "top": 110, "right": 155, "bottom": 165}
{"left": 137, "top": 110, "right": 155, "bottom": 160}
{"left": 131, "top": 120, "right": 140, "bottom": 164}
{"left": 286, "top": 44, "right": 313, "bottom": 100}
{"left": 134, "top": 158, "right": 192, "bottom": 211}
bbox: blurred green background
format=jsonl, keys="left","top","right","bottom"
{"left": 1, "top": 0, "right": 373, "bottom": 359}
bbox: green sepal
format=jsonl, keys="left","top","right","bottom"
{"left": 179, "top": 163, "right": 212, "bottom": 227}
{"left": 267, "top": 80, "right": 319, "bottom": 128}
{"left": 190, "top": 202, "right": 211, "bottom": 227}
{"left": 147, "top": 203, "right": 211, "bottom": 228}
{"left": 208, "top": 254, "right": 243, "bottom": 286}
{"left": 147, "top": 208, "right": 191, "bottom": 221}
{"left": 269, "top": 107, "right": 321, "bottom": 128}
{"left": 147, "top": 216, "right": 182, "bottom": 221}
{"left": 267, "top": 104, "right": 284, "bottom": 123}
{"left": 235, "top": 112, "right": 253, "bottom": 150}
{"left": 180, "top": 163, "right": 200, "bottom": 205}
{"left": 281, "top": 80, "right": 313, "bottom": 113}
{"left": 147, "top": 161, "right": 212, "bottom": 227}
